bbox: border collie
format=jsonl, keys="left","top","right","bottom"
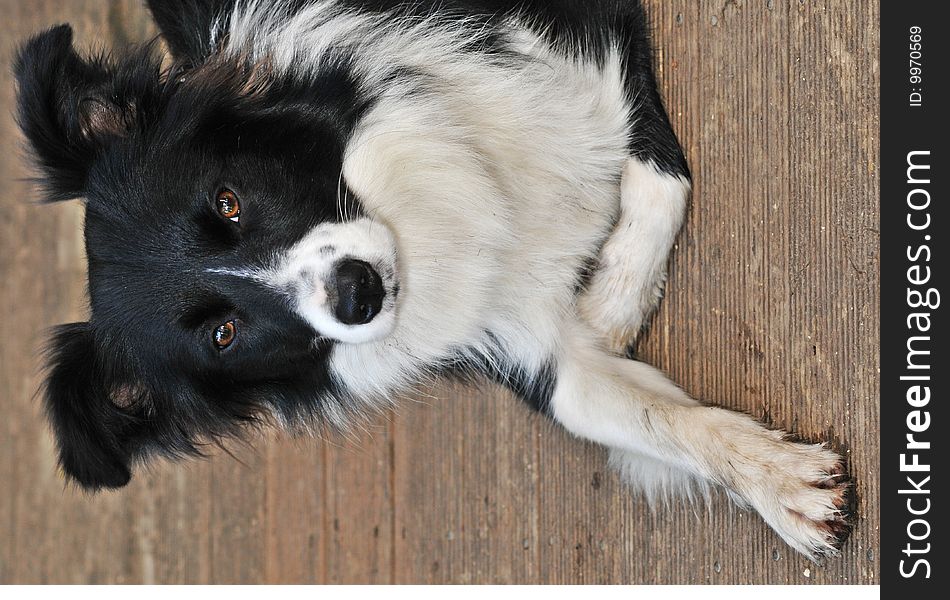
{"left": 14, "top": 0, "right": 852, "bottom": 559}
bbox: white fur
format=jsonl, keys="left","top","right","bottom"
{"left": 220, "top": 1, "right": 849, "bottom": 560}
{"left": 578, "top": 158, "right": 691, "bottom": 353}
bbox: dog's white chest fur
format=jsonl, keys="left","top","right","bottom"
{"left": 226, "top": 5, "right": 642, "bottom": 383}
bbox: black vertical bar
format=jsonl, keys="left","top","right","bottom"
{"left": 881, "top": 1, "right": 947, "bottom": 595}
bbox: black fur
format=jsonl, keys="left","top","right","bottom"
{"left": 447, "top": 333, "right": 559, "bottom": 416}
{"left": 146, "top": 0, "right": 236, "bottom": 64}
{"left": 500, "top": 361, "right": 558, "bottom": 415}
{"left": 43, "top": 323, "right": 139, "bottom": 489}
{"left": 146, "top": 0, "right": 689, "bottom": 176}
{"left": 15, "top": 18, "right": 370, "bottom": 488}
{"left": 13, "top": 25, "right": 141, "bottom": 201}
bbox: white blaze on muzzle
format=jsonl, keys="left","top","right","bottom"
{"left": 265, "top": 218, "right": 400, "bottom": 343}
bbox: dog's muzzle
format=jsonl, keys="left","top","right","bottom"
{"left": 265, "top": 218, "right": 399, "bottom": 344}
{"left": 333, "top": 259, "right": 385, "bottom": 325}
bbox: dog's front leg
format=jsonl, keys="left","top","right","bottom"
{"left": 577, "top": 158, "right": 690, "bottom": 355}
{"left": 546, "top": 319, "right": 852, "bottom": 559}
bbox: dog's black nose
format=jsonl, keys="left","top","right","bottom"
{"left": 334, "top": 259, "right": 385, "bottom": 326}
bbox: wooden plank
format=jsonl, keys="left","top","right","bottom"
{"left": 632, "top": 0, "right": 879, "bottom": 584}
{"left": 784, "top": 0, "right": 880, "bottom": 584}
{"left": 644, "top": 0, "right": 804, "bottom": 582}
{"left": 323, "top": 418, "right": 394, "bottom": 583}
{"left": 262, "top": 433, "right": 326, "bottom": 584}
{"left": 206, "top": 439, "right": 268, "bottom": 583}
{"left": 392, "top": 383, "right": 542, "bottom": 583}
{"left": 136, "top": 460, "right": 214, "bottom": 584}
{"left": 4, "top": 0, "right": 118, "bottom": 585}
{"left": 0, "top": 0, "right": 155, "bottom": 584}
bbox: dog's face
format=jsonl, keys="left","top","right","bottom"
{"left": 15, "top": 26, "right": 399, "bottom": 489}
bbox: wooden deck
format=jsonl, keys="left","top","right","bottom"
{"left": 0, "top": 0, "right": 879, "bottom": 584}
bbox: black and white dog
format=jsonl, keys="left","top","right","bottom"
{"left": 15, "top": 0, "right": 851, "bottom": 559}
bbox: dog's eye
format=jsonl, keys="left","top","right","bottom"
{"left": 213, "top": 320, "right": 237, "bottom": 349}
{"left": 216, "top": 189, "right": 240, "bottom": 222}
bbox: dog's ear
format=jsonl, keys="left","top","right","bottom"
{"left": 146, "top": 0, "right": 235, "bottom": 65}
{"left": 43, "top": 322, "right": 150, "bottom": 490}
{"left": 14, "top": 25, "right": 144, "bottom": 201}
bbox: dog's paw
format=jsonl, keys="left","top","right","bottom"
{"left": 728, "top": 436, "right": 853, "bottom": 560}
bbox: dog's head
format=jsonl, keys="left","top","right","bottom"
{"left": 15, "top": 25, "right": 399, "bottom": 489}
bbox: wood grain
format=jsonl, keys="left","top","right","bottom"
{"left": 0, "top": 0, "right": 879, "bottom": 584}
